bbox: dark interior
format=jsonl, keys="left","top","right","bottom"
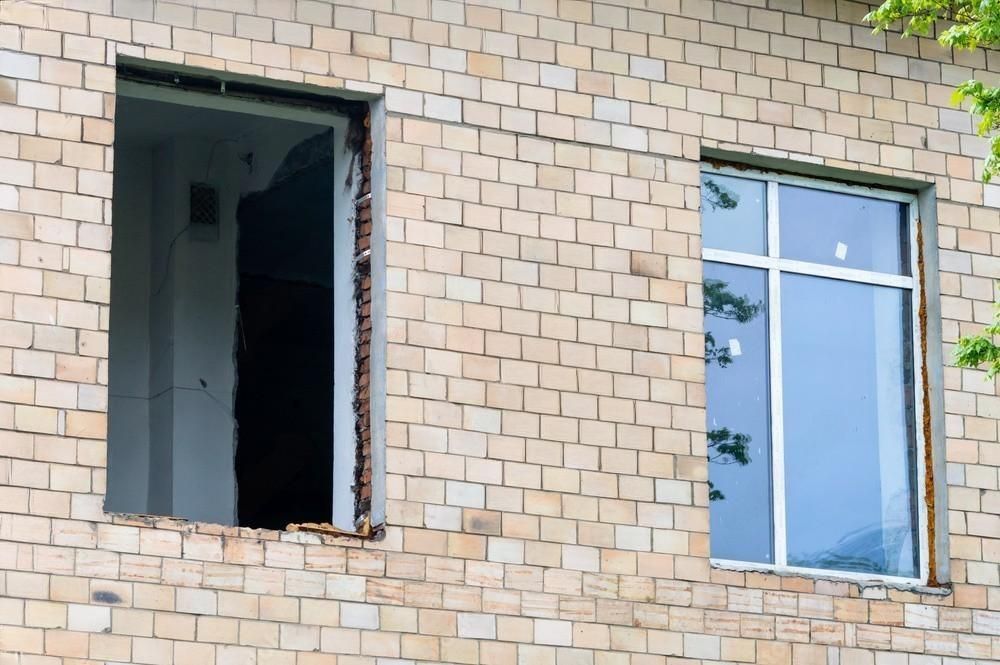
{"left": 234, "top": 154, "right": 335, "bottom": 530}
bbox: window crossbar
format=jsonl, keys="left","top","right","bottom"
{"left": 702, "top": 249, "right": 915, "bottom": 290}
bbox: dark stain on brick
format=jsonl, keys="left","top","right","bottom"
{"left": 463, "top": 510, "right": 501, "bottom": 536}
{"left": 92, "top": 590, "right": 122, "bottom": 604}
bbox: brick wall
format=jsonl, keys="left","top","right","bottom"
{"left": 354, "top": 111, "right": 373, "bottom": 528}
{"left": 1, "top": 0, "right": 1000, "bottom": 663}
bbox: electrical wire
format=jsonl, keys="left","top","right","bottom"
{"left": 150, "top": 222, "right": 192, "bottom": 298}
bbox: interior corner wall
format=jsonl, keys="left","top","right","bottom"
{"left": 106, "top": 145, "right": 153, "bottom": 515}
{"left": 147, "top": 140, "right": 176, "bottom": 518}
{"left": 167, "top": 137, "right": 240, "bottom": 525}
{"left": 110, "top": 135, "right": 241, "bottom": 525}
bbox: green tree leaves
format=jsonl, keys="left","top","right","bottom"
{"left": 866, "top": 0, "right": 1000, "bottom": 180}
{"left": 955, "top": 301, "right": 1000, "bottom": 377}
{"left": 865, "top": 1, "right": 1000, "bottom": 378}
{"left": 703, "top": 275, "right": 761, "bottom": 501}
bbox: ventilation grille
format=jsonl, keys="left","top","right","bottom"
{"left": 190, "top": 182, "right": 219, "bottom": 226}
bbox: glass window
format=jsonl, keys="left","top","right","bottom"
{"left": 781, "top": 275, "right": 918, "bottom": 578}
{"left": 779, "top": 185, "right": 909, "bottom": 275}
{"left": 702, "top": 169, "right": 923, "bottom": 582}
{"left": 702, "top": 173, "right": 767, "bottom": 255}
{"left": 705, "top": 263, "right": 773, "bottom": 564}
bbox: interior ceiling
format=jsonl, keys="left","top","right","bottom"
{"left": 115, "top": 96, "right": 324, "bottom": 146}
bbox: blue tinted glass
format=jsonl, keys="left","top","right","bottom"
{"left": 705, "top": 262, "right": 773, "bottom": 564}
{"left": 702, "top": 174, "right": 766, "bottom": 255}
{"left": 779, "top": 185, "right": 908, "bottom": 275}
{"left": 781, "top": 274, "right": 918, "bottom": 578}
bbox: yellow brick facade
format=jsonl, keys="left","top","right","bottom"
{"left": 1, "top": 0, "right": 1000, "bottom": 663}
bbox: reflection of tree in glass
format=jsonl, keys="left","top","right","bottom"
{"left": 707, "top": 428, "right": 751, "bottom": 502}
{"left": 702, "top": 177, "right": 763, "bottom": 501}
{"left": 704, "top": 276, "right": 764, "bottom": 502}
{"left": 704, "top": 279, "right": 763, "bottom": 369}
{"left": 702, "top": 177, "right": 740, "bottom": 212}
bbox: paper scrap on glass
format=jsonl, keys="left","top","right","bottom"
{"left": 835, "top": 242, "right": 848, "bottom": 261}
{"left": 728, "top": 338, "right": 742, "bottom": 357}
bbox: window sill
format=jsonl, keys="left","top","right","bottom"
{"left": 106, "top": 511, "right": 379, "bottom": 542}
{"left": 711, "top": 559, "right": 951, "bottom": 596}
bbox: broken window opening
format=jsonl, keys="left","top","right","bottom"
{"left": 106, "top": 75, "right": 371, "bottom": 533}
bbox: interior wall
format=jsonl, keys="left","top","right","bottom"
{"left": 232, "top": 124, "right": 359, "bottom": 531}
{"left": 107, "top": 97, "right": 332, "bottom": 526}
{"left": 105, "top": 146, "right": 152, "bottom": 515}
{"left": 166, "top": 137, "right": 240, "bottom": 525}
{"left": 235, "top": 147, "right": 335, "bottom": 530}
{"left": 147, "top": 140, "right": 175, "bottom": 517}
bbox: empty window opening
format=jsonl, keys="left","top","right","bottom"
{"left": 106, "top": 75, "right": 369, "bottom": 532}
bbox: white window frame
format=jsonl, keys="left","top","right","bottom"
{"left": 702, "top": 164, "right": 928, "bottom": 587}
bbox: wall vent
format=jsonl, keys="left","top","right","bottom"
{"left": 190, "top": 182, "right": 219, "bottom": 226}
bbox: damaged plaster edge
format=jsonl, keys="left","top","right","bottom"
{"left": 368, "top": 97, "right": 388, "bottom": 531}
{"left": 331, "top": 115, "right": 362, "bottom": 534}
{"left": 710, "top": 559, "right": 953, "bottom": 596}
{"left": 700, "top": 147, "right": 935, "bottom": 195}
{"left": 711, "top": 559, "right": 952, "bottom": 596}
{"left": 917, "top": 185, "right": 950, "bottom": 586}
{"left": 348, "top": 113, "right": 371, "bottom": 532}
{"left": 287, "top": 515, "right": 373, "bottom": 539}
{"left": 108, "top": 512, "right": 190, "bottom": 529}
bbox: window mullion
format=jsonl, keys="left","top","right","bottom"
{"left": 766, "top": 181, "right": 779, "bottom": 259}
{"left": 767, "top": 178, "right": 787, "bottom": 567}
{"left": 768, "top": 266, "right": 787, "bottom": 568}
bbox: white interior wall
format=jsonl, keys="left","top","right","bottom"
{"left": 108, "top": 96, "right": 334, "bottom": 525}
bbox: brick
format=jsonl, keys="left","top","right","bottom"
{"left": 0, "top": 51, "right": 40, "bottom": 79}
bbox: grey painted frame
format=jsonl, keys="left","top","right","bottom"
{"left": 368, "top": 97, "right": 388, "bottom": 531}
